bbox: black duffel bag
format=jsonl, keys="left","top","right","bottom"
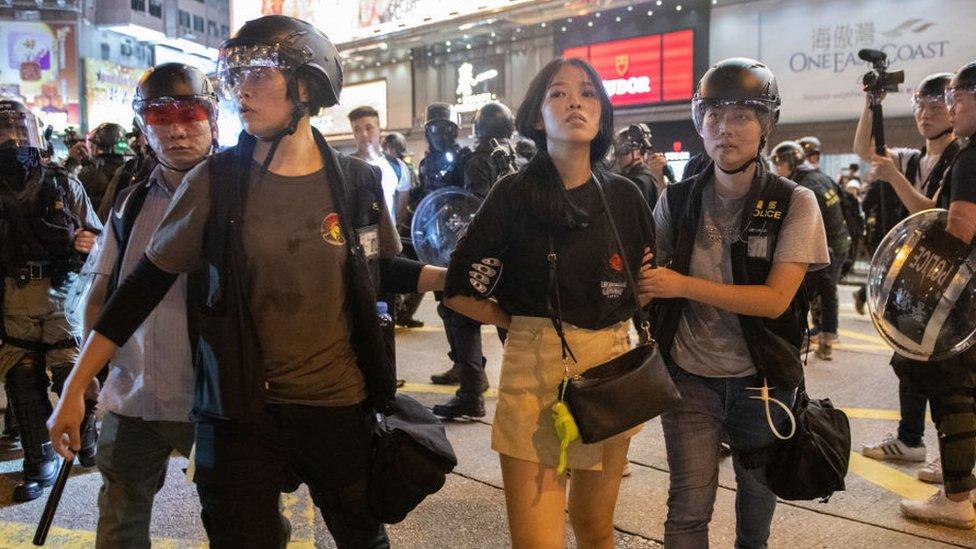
{"left": 368, "top": 394, "right": 457, "bottom": 523}
{"left": 765, "top": 391, "right": 851, "bottom": 501}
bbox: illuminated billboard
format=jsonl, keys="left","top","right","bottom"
{"left": 0, "top": 21, "right": 81, "bottom": 130}
{"left": 231, "top": 0, "right": 534, "bottom": 44}
{"left": 84, "top": 60, "right": 142, "bottom": 129}
{"left": 563, "top": 30, "right": 695, "bottom": 108}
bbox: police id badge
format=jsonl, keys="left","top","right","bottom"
{"left": 746, "top": 226, "right": 774, "bottom": 261}
{"left": 357, "top": 225, "right": 381, "bottom": 259}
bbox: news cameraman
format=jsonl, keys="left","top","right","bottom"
{"left": 853, "top": 71, "right": 963, "bottom": 475}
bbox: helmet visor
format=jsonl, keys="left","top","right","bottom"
{"left": 135, "top": 97, "right": 215, "bottom": 127}
{"left": 692, "top": 97, "right": 777, "bottom": 136}
{"left": 217, "top": 44, "right": 298, "bottom": 98}
{"left": 911, "top": 93, "right": 949, "bottom": 115}
{"left": 0, "top": 110, "right": 44, "bottom": 150}
{"left": 946, "top": 85, "right": 976, "bottom": 108}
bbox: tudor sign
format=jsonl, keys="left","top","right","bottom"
{"left": 563, "top": 30, "right": 695, "bottom": 107}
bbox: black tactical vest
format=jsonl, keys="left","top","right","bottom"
{"left": 654, "top": 163, "right": 807, "bottom": 389}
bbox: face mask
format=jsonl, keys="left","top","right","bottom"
{"left": 0, "top": 146, "right": 39, "bottom": 186}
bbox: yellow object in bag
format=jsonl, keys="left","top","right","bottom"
{"left": 552, "top": 378, "right": 579, "bottom": 474}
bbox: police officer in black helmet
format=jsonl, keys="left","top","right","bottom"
{"left": 646, "top": 58, "right": 829, "bottom": 546}
{"left": 78, "top": 122, "right": 128, "bottom": 221}
{"left": 0, "top": 98, "right": 101, "bottom": 502}
{"left": 417, "top": 102, "right": 470, "bottom": 194}
{"left": 465, "top": 101, "right": 517, "bottom": 198}
{"left": 55, "top": 15, "right": 445, "bottom": 547}
{"left": 771, "top": 140, "right": 851, "bottom": 360}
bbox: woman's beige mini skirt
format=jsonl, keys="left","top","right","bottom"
{"left": 492, "top": 315, "right": 642, "bottom": 471}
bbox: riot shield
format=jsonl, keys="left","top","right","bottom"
{"left": 867, "top": 209, "right": 976, "bottom": 361}
{"left": 410, "top": 187, "right": 482, "bottom": 268}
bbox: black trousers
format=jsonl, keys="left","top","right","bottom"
{"left": 194, "top": 403, "right": 388, "bottom": 549}
{"left": 436, "top": 302, "right": 487, "bottom": 394}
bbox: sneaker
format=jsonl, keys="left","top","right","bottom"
{"left": 918, "top": 458, "right": 944, "bottom": 484}
{"left": 853, "top": 289, "right": 866, "bottom": 316}
{"left": 861, "top": 433, "right": 927, "bottom": 462}
{"left": 901, "top": 490, "right": 975, "bottom": 529}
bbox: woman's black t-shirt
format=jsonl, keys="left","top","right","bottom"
{"left": 444, "top": 169, "right": 655, "bottom": 330}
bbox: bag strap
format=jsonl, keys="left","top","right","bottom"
{"left": 545, "top": 172, "right": 650, "bottom": 369}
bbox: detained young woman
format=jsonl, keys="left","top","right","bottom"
{"left": 443, "top": 58, "right": 655, "bottom": 548}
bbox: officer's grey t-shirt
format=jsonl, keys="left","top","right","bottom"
{"left": 653, "top": 179, "right": 829, "bottom": 378}
{"left": 147, "top": 159, "right": 400, "bottom": 406}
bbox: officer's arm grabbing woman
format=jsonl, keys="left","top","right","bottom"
{"left": 48, "top": 15, "right": 441, "bottom": 549}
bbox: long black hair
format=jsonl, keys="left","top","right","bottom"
{"left": 514, "top": 57, "right": 615, "bottom": 229}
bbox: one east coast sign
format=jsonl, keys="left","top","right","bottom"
{"left": 563, "top": 30, "right": 695, "bottom": 108}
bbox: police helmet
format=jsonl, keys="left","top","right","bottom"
{"left": 0, "top": 98, "right": 45, "bottom": 151}
{"left": 424, "top": 103, "right": 459, "bottom": 152}
{"left": 473, "top": 101, "right": 514, "bottom": 141}
{"left": 217, "top": 15, "right": 343, "bottom": 114}
{"left": 89, "top": 123, "right": 127, "bottom": 154}
{"left": 771, "top": 140, "right": 805, "bottom": 169}
{"left": 692, "top": 58, "right": 780, "bottom": 137}
{"left": 615, "top": 123, "right": 653, "bottom": 155}
{"left": 133, "top": 63, "right": 219, "bottom": 142}
{"left": 797, "top": 136, "right": 821, "bottom": 159}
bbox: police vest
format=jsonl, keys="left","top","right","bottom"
{"left": 185, "top": 129, "right": 396, "bottom": 421}
{"left": 794, "top": 169, "right": 850, "bottom": 252}
{"left": 654, "top": 162, "right": 807, "bottom": 389}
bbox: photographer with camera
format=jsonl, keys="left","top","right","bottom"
{"left": 853, "top": 70, "right": 963, "bottom": 479}
{"left": 613, "top": 123, "right": 671, "bottom": 209}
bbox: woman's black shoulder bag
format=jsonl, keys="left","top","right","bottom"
{"left": 548, "top": 173, "right": 681, "bottom": 444}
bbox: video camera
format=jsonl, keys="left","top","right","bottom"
{"left": 859, "top": 49, "right": 905, "bottom": 95}
{"left": 618, "top": 123, "right": 654, "bottom": 154}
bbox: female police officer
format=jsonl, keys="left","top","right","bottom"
{"left": 48, "top": 15, "right": 443, "bottom": 548}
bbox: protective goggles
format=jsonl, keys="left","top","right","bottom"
{"left": 217, "top": 43, "right": 304, "bottom": 98}
{"left": 0, "top": 110, "right": 44, "bottom": 150}
{"left": 691, "top": 98, "right": 776, "bottom": 135}
{"left": 945, "top": 85, "right": 976, "bottom": 108}
{"left": 911, "top": 94, "right": 949, "bottom": 114}
{"left": 134, "top": 97, "right": 216, "bottom": 127}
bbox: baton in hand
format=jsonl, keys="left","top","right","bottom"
{"left": 32, "top": 457, "right": 73, "bottom": 546}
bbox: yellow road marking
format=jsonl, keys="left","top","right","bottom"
{"left": 848, "top": 452, "right": 939, "bottom": 501}
{"left": 0, "top": 520, "right": 207, "bottom": 548}
{"left": 399, "top": 382, "right": 499, "bottom": 399}
{"left": 281, "top": 491, "right": 316, "bottom": 547}
{"left": 837, "top": 328, "right": 886, "bottom": 345}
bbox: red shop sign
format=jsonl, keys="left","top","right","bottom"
{"left": 563, "top": 30, "right": 694, "bottom": 107}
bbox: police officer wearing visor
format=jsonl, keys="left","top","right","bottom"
{"left": 855, "top": 73, "right": 964, "bottom": 470}
{"left": 0, "top": 98, "right": 101, "bottom": 502}
{"left": 49, "top": 62, "right": 217, "bottom": 547}
{"left": 418, "top": 103, "right": 491, "bottom": 418}
{"left": 51, "top": 16, "right": 443, "bottom": 548}
{"left": 646, "top": 58, "right": 828, "bottom": 547}
{"left": 614, "top": 123, "right": 659, "bottom": 208}
{"left": 771, "top": 140, "right": 850, "bottom": 360}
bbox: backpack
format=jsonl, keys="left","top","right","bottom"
{"left": 765, "top": 392, "right": 851, "bottom": 501}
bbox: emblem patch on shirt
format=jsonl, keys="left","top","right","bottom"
{"left": 321, "top": 212, "right": 346, "bottom": 246}
{"left": 609, "top": 253, "right": 623, "bottom": 272}
{"left": 601, "top": 281, "right": 626, "bottom": 299}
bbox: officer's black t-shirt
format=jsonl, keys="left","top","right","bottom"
{"left": 948, "top": 140, "right": 976, "bottom": 206}
{"left": 444, "top": 169, "right": 655, "bottom": 330}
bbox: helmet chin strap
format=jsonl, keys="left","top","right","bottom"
{"left": 258, "top": 103, "right": 308, "bottom": 174}
{"left": 718, "top": 137, "right": 765, "bottom": 175}
{"left": 929, "top": 127, "right": 953, "bottom": 140}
